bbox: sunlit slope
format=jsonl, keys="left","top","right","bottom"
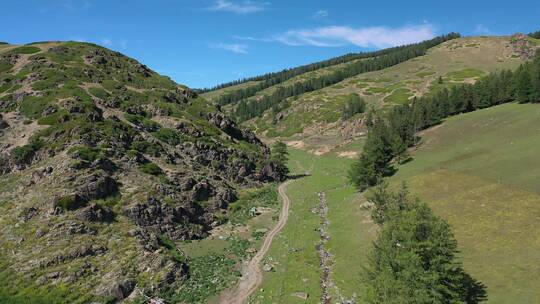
{"left": 389, "top": 103, "right": 540, "bottom": 303}
{"left": 248, "top": 36, "right": 536, "bottom": 151}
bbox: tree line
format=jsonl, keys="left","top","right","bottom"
{"left": 198, "top": 52, "right": 372, "bottom": 94}
{"left": 201, "top": 33, "right": 460, "bottom": 98}
{"left": 232, "top": 33, "right": 461, "bottom": 122}
{"left": 529, "top": 30, "right": 540, "bottom": 39}
{"left": 349, "top": 50, "right": 540, "bottom": 191}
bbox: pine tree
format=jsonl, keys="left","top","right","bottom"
{"left": 363, "top": 188, "right": 487, "bottom": 304}
{"left": 349, "top": 123, "right": 397, "bottom": 190}
{"left": 271, "top": 141, "right": 289, "bottom": 176}
{"left": 530, "top": 54, "right": 540, "bottom": 102}
{"left": 514, "top": 65, "right": 533, "bottom": 103}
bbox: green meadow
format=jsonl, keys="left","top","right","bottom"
{"left": 251, "top": 149, "right": 375, "bottom": 303}
{"left": 389, "top": 102, "right": 540, "bottom": 303}
{"left": 252, "top": 102, "right": 540, "bottom": 304}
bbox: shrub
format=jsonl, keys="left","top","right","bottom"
{"left": 11, "top": 139, "right": 43, "bottom": 164}
{"left": 152, "top": 128, "right": 183, "bottom": 145}
{"left": 68, "top": 146, "right": 101, "bottom": 162}
{"left": 56, "top": 194, "right": 85, "bottom": 210}
{"left": 140, "top": 162, "right": 163, "bottom": 176}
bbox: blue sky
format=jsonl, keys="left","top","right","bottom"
{"left": 1, "top": 0, "right": 539, "bottom": 88}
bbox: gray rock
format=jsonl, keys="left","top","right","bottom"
{"left": 76, "top": 203, "right": 114, "bottom": 222}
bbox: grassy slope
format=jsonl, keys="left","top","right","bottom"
{"left": 251, "top": 149, "right": 376, "bottom": 303}
{"left": 252, "top": 102, "right": 540, "bottom": 304}
{"left": 248, "top": 36, "right": 526, "bottom": 148}
{"left": 389, "top": 103, "right": 540, "bottom": 303}
{"left": 200, "top": 81, "right": 260, "bottom": 102}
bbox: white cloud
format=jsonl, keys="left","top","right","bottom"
{"left": 313, "top": 10, "right": 328, "bottom": 19}
{"left": 210, "top": 42, "right": 248, "bottom": 53}
{"left": 274, "top": 24, "right": 436, "bottom": 48}
{"left": 207, "top": 0, "right": 269, "bottom": 14}
{"left": 101, "top": 38, "right": 113, "bottom": 46}
{"left": 474, "top": 24, "right": 492, "bottom": 35}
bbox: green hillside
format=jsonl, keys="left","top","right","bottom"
{"left": 0, "top": 41, "right": 284, "bottom": 303}
{"left": 389, "top": 102, "right": 540, "bottom": 303}
{"left": 203, "top": 35, "right": 538, "bottom": 153}
{"left": 249, "top": 36, "right": 537, "bottom": 149}
{"left": 248, "top": 102, "right": 540, "bottom": 304}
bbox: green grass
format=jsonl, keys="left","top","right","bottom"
{"left": 167, "top": 253, "right": 239, "bottom": 304}
{"left": 228, "top": 185, "right": 278, "bottom": 224}
{"left": 8, "top": 46, "right": 41, "bottom": 54}
{"left": 446, "top": 68, "right": 485, "bottom": 80}
{"left": 252, "top": 148, "right": 375, "bottom": 303}
{"left": 415, "top": 71, "right": 435, "bottom": 78}
{"left": 383, "top": 88, "right": 413, "bottom": 104}
{"left": 388, "top": 103, "right": 540, "bottom": 303}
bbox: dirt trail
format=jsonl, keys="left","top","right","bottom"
{"left": 219, "top": 180, "right": 293, "bottom": 304}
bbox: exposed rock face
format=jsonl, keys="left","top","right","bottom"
{"left": 207, "top": 112, "right": 263, "bottom": 145}
{"left": 125, "top": 198, "right": 208, "bottom": 241}
{"left": 103, "top": 279, "right": 137, "bottom": 301}
{"left": 511, "top": 33, "right": 538, "bottom": 59}
{"left": 38, "top": 244, "right": 108, "bottom": 268}
{"left": 75, "top": 171, "right": 118, "bottom": 201}
{"left": 76, "top": 203, "right": 114, "bottom": 222}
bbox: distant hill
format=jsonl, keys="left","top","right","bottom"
{"left": 0, "top": 42, "right": 283, "bottom": 302}
{"left": 204, "top": 34, "right": 539, "bottom": 152}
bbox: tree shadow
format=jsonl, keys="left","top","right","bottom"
{"left": 287, "top": 173, "right": 310, "bottom": 180}
{"left": 459, "top": 269, "right": 488, "bottom": 303}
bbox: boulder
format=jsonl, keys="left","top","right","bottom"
{"left": 76, "top": 172, "right": 118, "bottom": 201}
{"left": 0, "top": 114, "right": 8, "bottom": 129}
{"left": 103, "top": 279, "right": 136, "bottom": 301}
{"left": 76, "top": 204, "right": 114, "bottom": 222}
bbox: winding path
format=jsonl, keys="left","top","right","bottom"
{"left": 220, "top": 180, "right": 292, "bottom": 304}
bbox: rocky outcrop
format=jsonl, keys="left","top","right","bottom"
{"left": 207, "top": 112, "right": 263, "bottom": 146}
{"left": 38, "top": 244, "right": 108, "bottom": 268}
{"left": 124, "top": 198, "right": 207, "bottom": 241}
{"left": 511, "top": 33, "right": 538, "bottom": 59}
{"left": 76, "top": 203, "right": 114, "bottom": 222}
{"left": 75, "top": 171, "right": 118, "bottom": 201}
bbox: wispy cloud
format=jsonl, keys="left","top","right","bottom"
{"left": 313, "top": 10, "right": 328, "bottom": 20}
{"left": 210, "top": 42, "right": 249, "bottom": 53}
{"left": 474, "top": 24, "right": 492, "bottom": 35}
{"left": 232, "top": 35, "right": 273, "bottom": 42}
{"left": 99, "top": 38, "right": 128, "bottom": 49}
{"left": 207, "top": 0, "right": 269, "bottom": 14}
{"left": 274, "top": 24, "right": 436, "bottom": 48}
{"left": 101, "top": 38, "right": 113, "bottom": 46}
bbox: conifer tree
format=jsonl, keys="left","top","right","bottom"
{"left": 271, "top": 141, "right": 289, "bottom": 176}
{"left": 363, "top": 187, "right": 487, "bottom": 304}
